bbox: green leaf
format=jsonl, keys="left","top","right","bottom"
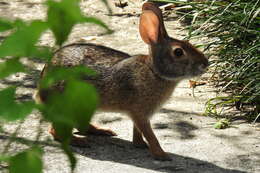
{"left": 0, "top": 20, "right": 48, "bottom": 58}
{"left": 46, "top": 0, "right": 74, "bottom": 46}
{"left": 39, "top": 65, "right": 97, "bottom": 145}
{"left": 42, "top": 80, "right": 97, "bottom": 130}
{"left": 62, "top": 142, "right": 76, "bottom": 170}
{"left": 0, "top": 154, "right": 10, "bottom": 162}
{"left": 0, "top": 87, "right": 35, "bottom": 121}
{"left": 46, "top": 0, "right": 111, "bottom": 46}
{"left": 41, "top": 80, "right": 97, "bottom": 171}
{"left": 40, "top": 77, "right": 97, "bottom": 172}
{"left": 9, "top": 147, "right": 43, "bottom": 173}
{"left": 48, "top": 117, "right": 75, "bottom": 171}
{"left": 0, "top": 18, "right": 25, "bottom": 32}
{"left": 39, "top": 65, "right": 96, "bottom": 89}
{"left": 0, "top": 58, "right": 25, "bottom": 79}
{"left": 30, "top": 46, "right": 53, "bottom": 61}
{"left": 0, "top": 18, "right": 14, "bottom": 32}
{"left": 65, "top": 80, "right": 98, "bottom": 130}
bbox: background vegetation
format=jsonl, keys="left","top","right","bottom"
{"left": 189, "top": 0, "right": 259, "bottom": 122}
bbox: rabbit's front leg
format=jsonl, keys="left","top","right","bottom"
{"left": 132, "top": 116, "right": 172, "bottom": 161}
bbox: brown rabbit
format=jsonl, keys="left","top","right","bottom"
{"left": 36, "top": 2, "right": 208, "bottom": 160}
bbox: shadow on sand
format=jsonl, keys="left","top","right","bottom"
{"left": 71, "top": 135, "right": 245, "bottom": 173}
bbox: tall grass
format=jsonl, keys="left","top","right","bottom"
{"left": 152, "top": 0, "right": 260, "bottom": 121}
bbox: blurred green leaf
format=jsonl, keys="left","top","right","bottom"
{"left": 0, "top": 58, "right": 25, "bottom": 79}
{"left": 0, "top": 18, "right": 14, "bottom": 32}
{"left": 28, "top": 46, "right": 53, "bottom": 61}
{"left": 46, "top": 0, "right": 111, "bottom": 46}
{"left": 39, "top": 65, "right": 96, "bottom": 89}
{"left": 61, "top": 142, "right": 76, "bottom": 170}
{"left": 42, "top": 80, "right": 97, "bottom": 131}
{"left": 65, "top": 80, "right": 98, "bottom": 130}
{"left": 9, "top": 147, "right": 43, "bottom": 173}
{"left": 40, "top": 78, "right": 97, "bottom": 171}
{"left": 0, "top": 0, "right": 111, "bottom": 172}
{"left": 0, "top": 20, "right": 48, "bottom": 58}
{"left": 0, "top": 87, "right": 35, "bottom": 121}
{"left": 45, "top": 115, "right": 76, "bottom": 170}
{"left": 0, "top": 154, "right": 10, "bottom": 162}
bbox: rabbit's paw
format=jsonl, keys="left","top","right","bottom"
{"left": 78, "top": 124, "right": 117, "bottom": 136}
{"left": 152, "top": 151, "right": 172, "bottom": 161}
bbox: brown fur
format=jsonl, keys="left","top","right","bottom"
{"left": 36, "top": 2, "right": 208, "bottom": 160}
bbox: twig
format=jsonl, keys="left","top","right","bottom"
{"left": 253, "top": 113, "right": 260, "bottom": 124}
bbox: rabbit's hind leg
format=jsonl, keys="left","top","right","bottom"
{"left": 77, "top": 124, "right": 117, "bottom": 136}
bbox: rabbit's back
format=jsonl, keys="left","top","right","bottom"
{"left": 39, "top": 43, "right": 130, "bottom": 102}
{"left": 52, "top": 43, "right": 131, "bottom": 72}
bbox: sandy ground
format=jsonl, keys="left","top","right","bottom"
{"left": 0, "top": 0, "right": 259, "bottom": 173}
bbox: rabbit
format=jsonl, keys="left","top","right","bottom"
{"left": 35, "top": 2, "right": 209, "bottom": 161}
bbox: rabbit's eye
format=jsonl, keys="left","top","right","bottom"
{"left": 174, "top": 48, "right": 183, "bottom": 57}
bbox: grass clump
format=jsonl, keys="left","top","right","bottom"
{"left": 189, "top": 0, "right": 259, "bottom": 121}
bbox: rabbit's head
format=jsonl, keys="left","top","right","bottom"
{"left": 139, "top": 2, "right": 209, "bottom": 80}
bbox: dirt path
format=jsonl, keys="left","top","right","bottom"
{"left": 0, "top": 0, "right": 259, "bottom": 173}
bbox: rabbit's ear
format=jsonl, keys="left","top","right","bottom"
{"left": 140, "top": 2, "right": 168, "bottom": 45}
{"left": 139, "top": 10, "right": 160, "bottom": 45}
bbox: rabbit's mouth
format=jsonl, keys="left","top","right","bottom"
{"left": 195, "top": 67, "right": 208, "bottom": 76}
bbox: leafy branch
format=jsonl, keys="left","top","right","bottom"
{"left": 0, "top": 0, "right": 111, "bottom": 172}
